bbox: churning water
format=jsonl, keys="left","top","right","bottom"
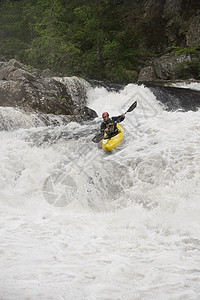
{"left": 0, "top": 82, "right": 200, "bottom": 300}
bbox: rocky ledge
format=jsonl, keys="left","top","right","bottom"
{"left": 138, "top": 52, "right": 200, "bottom": 83}
{"left": 0, "top": 59, "right": 97, "bottom": 122}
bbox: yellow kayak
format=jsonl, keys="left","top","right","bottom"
{"left": 101, "top": 123, "right": 124, "bottom": 152}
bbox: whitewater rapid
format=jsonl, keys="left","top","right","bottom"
{"left": 0, "top": 83, "right": 200, "bottom": 300}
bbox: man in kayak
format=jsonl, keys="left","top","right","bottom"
{"left": 101, "top": 112, "right": 125, "bottom": 138}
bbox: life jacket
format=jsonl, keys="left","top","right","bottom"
{"left": 105, "top": 118, "right": 118, "bottom": 134}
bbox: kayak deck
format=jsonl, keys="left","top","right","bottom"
{"left": 101, "top": 123, "right": 124, "bottom": 152}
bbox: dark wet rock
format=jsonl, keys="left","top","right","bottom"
{"left": 146, "top": 83, "right": 200, "bottom": 111}
{"left": 0, "top": 59, "right": 97, "bottom": 122}
{"left": 88, "top": 79, "right": 125, "bottom": 92}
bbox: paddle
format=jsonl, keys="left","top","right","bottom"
{"left": 125, "top": 100, "right": 137, "bottom": 114}
{"left": 92, "top": 101, "right": 137, "bottom": 143}
{"left": 92, "top": 133, "right": 105, "bottom": 143}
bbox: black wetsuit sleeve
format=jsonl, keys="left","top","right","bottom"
{"left": 100, "top": 122, "right": 106, "bottom": 134}
{"left": 112, "top": 115, "right": 125, "bottom": 123}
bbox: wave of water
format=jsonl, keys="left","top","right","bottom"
{"left": 0, "top": 107, "right": 73, "bottom": 131}
{"left": 0, "top": 82, "right": 200, "bottom": 300}
{"left": 173, "top": 81, "right": 200, "bottom": 91}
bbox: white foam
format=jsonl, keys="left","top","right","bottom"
{"left": 172, "top": 81, "right": 200, "bottom": 90}
{"left": 0, "top": 83, "right": 200, "bottom": 299}
{"left": 87, "top": 83, "right": 163, "bottom": 117}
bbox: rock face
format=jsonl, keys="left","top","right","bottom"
{"left": 128, "top": 0, "right": 200, "bottom": 51}
{"left": 138, "top": 53, "right": 196, "bottom": 82}
{"left": 186, "top": 16, "right": 200, "bottom": 47}
{"left": 138, "top": 66, "right": 157, "bottom": 82}
{"left": 163, "top": 0, "right": 200, "bottom": 47}
{"left": 153, "top": 54, "right": 191, "bottom": 80}
{"left": 0, "top": 59, "right": 97, "bottom": 121}
{"left": 128, "top": 0, "right": 200, "bottom": 83}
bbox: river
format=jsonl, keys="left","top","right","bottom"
{"left": 0, "top": 81, "right": 200, "bottom": 300}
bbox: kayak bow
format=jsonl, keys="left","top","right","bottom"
{"left": 101, "top": 123, "right": 124, "bottom": 152}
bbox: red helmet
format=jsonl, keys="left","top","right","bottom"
{"left": 102, "top": 112, "right": 109, "bottom": 118}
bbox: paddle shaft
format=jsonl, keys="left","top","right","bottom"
{"left": 116, "top": 101, "right": 137, "bottom": 121}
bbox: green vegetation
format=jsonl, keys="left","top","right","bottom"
{"left": 177, "top": 62, "right": 200, "bottom": 80}
{"left": 0, "top": 0, "right": 199, "bottom": 82}
{"left": 57, "top": 96, "right": 66, "bottom": 102}
{"left": 167, "top": 46, "right": 200, "bottom": 56}
{"left": 0, "top": 0, "right": 150, "bottom": 82}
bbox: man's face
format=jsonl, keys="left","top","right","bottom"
{"left": 103, "top": 115, "right": 109, "bottom": 122}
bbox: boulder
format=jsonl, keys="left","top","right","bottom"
{"left": 153, "top": 54, "right": 192, "bottom": 80}
{"left": 0, "top": 65, "right": 36, "bottom": 82}
{"left": 138, "top": 66, "right": 157, "bottom": 82}
{"left": 138, "top": 53, "right": 196, "bottom": 82}
{"left": 0, "top": 62, "right": 7, "bottom": 70}
{"left": 0, "top": 59, "right": 97, "bottom": 121}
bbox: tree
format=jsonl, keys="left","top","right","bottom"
{"left": 0, "top": 0, "right": 30, "bottom": 61}
{"left": 0, "top": 0, "right": 149, "bottom": 82}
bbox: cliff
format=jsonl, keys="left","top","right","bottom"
{"left": 132, "top": 0, "right": 200, "bottom": 82}
{"left": 127, "top": 0, "right": 200, "bottom": 51}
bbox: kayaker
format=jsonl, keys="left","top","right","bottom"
{"left": 101, "top": 112, "right": 125, "bottom": 138}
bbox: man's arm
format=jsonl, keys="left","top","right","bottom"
{"left": 100, "top": 122, "right": 106, "bottom": 134}
{"left": 112, "top": 114, "right": 125, "bottom": 123}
